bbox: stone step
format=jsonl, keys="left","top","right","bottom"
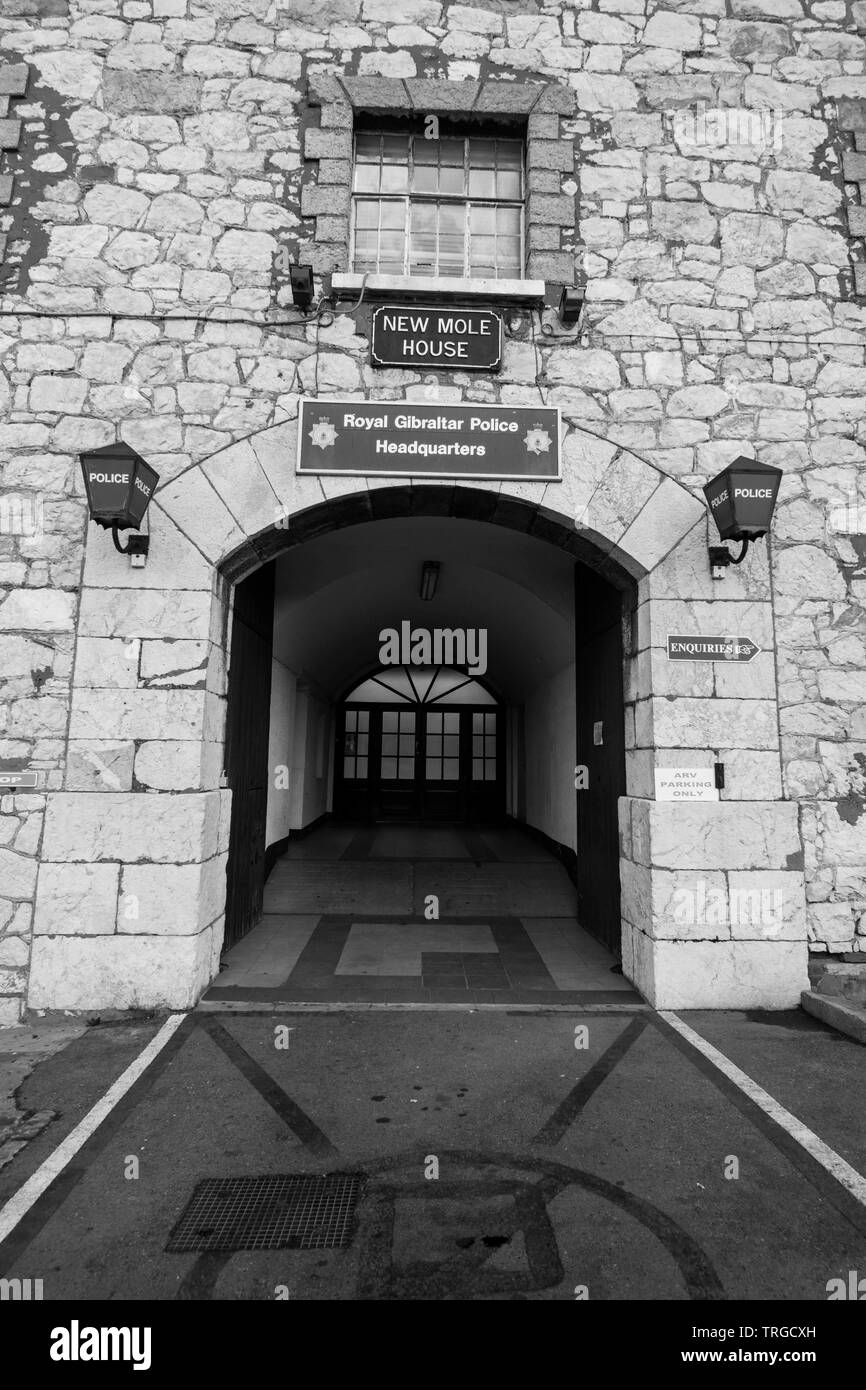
{"left": 808, "top": 957, "right": 866, "bottom": 1004}
{"left": 801, "top": 990, "right": 866, "bottom": 1046}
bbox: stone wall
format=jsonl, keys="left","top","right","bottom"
{"left": 0, "top": 0, "right": 864, "bottom": 1021}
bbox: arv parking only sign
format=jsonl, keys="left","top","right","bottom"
{"left": 654, "top": 768, "right": 719, "bottom": 802}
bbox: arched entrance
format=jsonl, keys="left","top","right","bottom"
{"left": 28, "top": 413, "right": 808, "bottom": 1013}
{"left": 216, "top": 480, "right": 642, "bottom": 972}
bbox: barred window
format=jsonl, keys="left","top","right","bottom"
{"left": 351, "top": 126, "right": 525, "bottom": 280}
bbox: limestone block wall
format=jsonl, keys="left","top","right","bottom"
{"left": 0, "top": 0, "right": 862, "bottom": 1018}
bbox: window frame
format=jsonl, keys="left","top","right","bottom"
{"left": 349, "top": 124, "right": 526, "bottom": 282}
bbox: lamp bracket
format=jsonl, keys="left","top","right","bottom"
{"left": 112, "top": 525, "right": 150, "bottom": 559}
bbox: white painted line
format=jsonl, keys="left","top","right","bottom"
{"left": 662, "top": 1010, "right": 866, "bottom": 1209}
{"left": 0, "top": 1012, "right": 187, "bottom": 1246}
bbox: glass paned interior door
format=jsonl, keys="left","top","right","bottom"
{"left": 472, "top": 710, "right": 497, "bottom": 781}
{"left": 343, "top": 707, "right": 369, "bottom": 779}
{"left": 380, "top": 708, "right": 416, "bottom": 780}
{"left": 425, "top": 710, "right": 461, "bottom": 780}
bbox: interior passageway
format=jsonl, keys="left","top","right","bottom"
{"left": 209, "top": 820, "right": 638, "bottom": 1005}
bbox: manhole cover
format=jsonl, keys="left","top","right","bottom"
{"left": 166, "top": 1174, "right": 364, "bottom": 1252}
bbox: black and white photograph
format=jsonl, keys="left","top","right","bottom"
{"left": 0, "top": 0, "right": 864, "bottom": 1362}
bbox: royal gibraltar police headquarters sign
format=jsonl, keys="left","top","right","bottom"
{"left": 370, "top": 306, "right": 503, "bottom": 371}
{"left": 297, "top": 399, "right": 561, "bottom": 481}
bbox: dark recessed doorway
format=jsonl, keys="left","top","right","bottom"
{"left": 334, "top": 665, "right": 505, "bottom": 823}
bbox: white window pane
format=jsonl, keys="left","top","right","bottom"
{"left": 412, "top": 166, "right": 438, "bottom": 193}
{"left": 399, "top": 735, "right": 414, "bottom": 756}
{"left": 485, "top": 762, "right": 496, "bottom": 781}
{"left": 359, "top": 711, "right": 369, "bottom": 732}
{"left": 380, "top": 232, "right": 406, "bottom": 258}
{"left": 382, "top": 711, "right": 398, "bottom": 732}
{"left": 472, "top": 757, "right": 483, "bottom": 780}
{"left": 443, "top": 759, "right": 460, "bottom": 781}
{"left": 471, "top": 138, "right": 496, "bottom": 167}
{"left": 355, "top": 200, "right": 380, "bottom": 229}
{"left": 470, "top": 204, "right": 495, "bottom": 233}
{"left": 382, "top": 734, "right": 397, "bottom": 755}
{"left": 439, "top": 166, "right": 464, "bottom": 196}
{"left": 355, "top": 134, "right": 380, "bottom": 161}
{"left": 496, "top": 169, "right": 522, "bottom": 200}
{"left": 398, "top": 757, "right": 414, "bottom": 779}
{"left": 412, "top": 202, "right": 437, "bottom": 232}
{"left": 469, "top": 168, "right": 496, "bottom": 199}
{"left": 381, "top": 757, "right": 397, "bottom": 779}
{"left": 357, "top": 756, "right": 368, "bottom": 777}
{"left": 381, "top": 163, "right": 408, "bottom": 192}
{"left": 444, "top": 713, "right": 460, "bottom": 732}
{"left": 427, "top": 712, "right": 443, "bottom": 733}
{"left": 444, "top": 735, "right": 460, "bottom": 756}
{"left": 426, "top": 759, "right": 441, "bottom": 780}
{"left": 497, "top": 205, "right": 521, "bottom": 234}
{"left": 427, "top": 735, "right": 442, "bottom": 755}
{"left": 440, "top": 203, "right": 463, "bottom": 234}
{"left": 380, "top": 201, "right": 405, "bottom": 229}
{"left": 353, "top": 164, "right": 379, "bottom": 192}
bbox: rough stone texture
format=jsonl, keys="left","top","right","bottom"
{"left": 0, "top": 0, "right": 862, "bottom": 1017}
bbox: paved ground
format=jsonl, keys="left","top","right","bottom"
{"left": 211, "top": 823, "right": 637, "bottom": 1004}
{"left": 1, "top": 1005, "right": 864, "bottom": 1301}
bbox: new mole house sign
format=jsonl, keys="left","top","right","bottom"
{"left": 297, "top": 399, "right": 560, "bottom": 481}
{"left": 371, "top": 305, "right": 503, "bottom": 371}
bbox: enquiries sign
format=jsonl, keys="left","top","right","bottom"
{"left": 371, "top": 305, "right": 502, "bottom": 371}
{"left": 297, "top": 399, "right": 560, "bottom": 481}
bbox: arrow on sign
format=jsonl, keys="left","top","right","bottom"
{"left": 667, "top": 635, "right": 762, "bottom": 662}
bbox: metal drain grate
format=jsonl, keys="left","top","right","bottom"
{"left": 166, "top": 1174, "right": 364, "bottom": 1252}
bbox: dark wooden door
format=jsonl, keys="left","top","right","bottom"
{"left": 333, "top": 702, "right": 505, "bottom": 822}
{"left": 574, "top": 569, "right": 627, "bottom": 955}
{"left": 223, "top": 564, "right": 275, "bottom": 950}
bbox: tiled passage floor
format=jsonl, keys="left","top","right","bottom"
{"left": 205, "top": 822, "right": 641, "bottom": 1005}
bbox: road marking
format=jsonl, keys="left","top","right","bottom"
{"left": 0, "top": 1012, "right": 187, "bottom": 1246}
{"left": 662, "top": 1010, "right": 866, "bottom": 1208}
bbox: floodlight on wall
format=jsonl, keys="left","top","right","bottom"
{"left": 79, "top": 441, "right": 159, "bottom": 566}
{"left": 558, "top": 284, "right": 585, "bottom": 326}
{"left": 290, "top": 263, "right": 315, "bottom": 310}
{"left": 420, "top": 561, "right": 440, "bottom": 602}
{"left": 703, "top": 455, "right": 783, "bottom": 579}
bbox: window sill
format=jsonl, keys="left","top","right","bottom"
{"left": 331, "top": 272, "right": 547, "bottom": 305}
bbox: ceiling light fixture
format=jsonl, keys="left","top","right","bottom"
{"left": 419, "top": 561, "right": 440, "bottom": 601}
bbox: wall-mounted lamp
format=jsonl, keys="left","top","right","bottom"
{"left": 558, "top": 284, "right": 585, "bottom": 326}
{"left": 79, "top": 441, "right": 159, "bottom": 567}
{"left": 419, "top": 560, "right": 440, "bottom": 602}
{"left": 703, "top": 455, "right": 782, "bottom": 579}
{"left": 290, "top": 263, "right": 315, "bottom": 310}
